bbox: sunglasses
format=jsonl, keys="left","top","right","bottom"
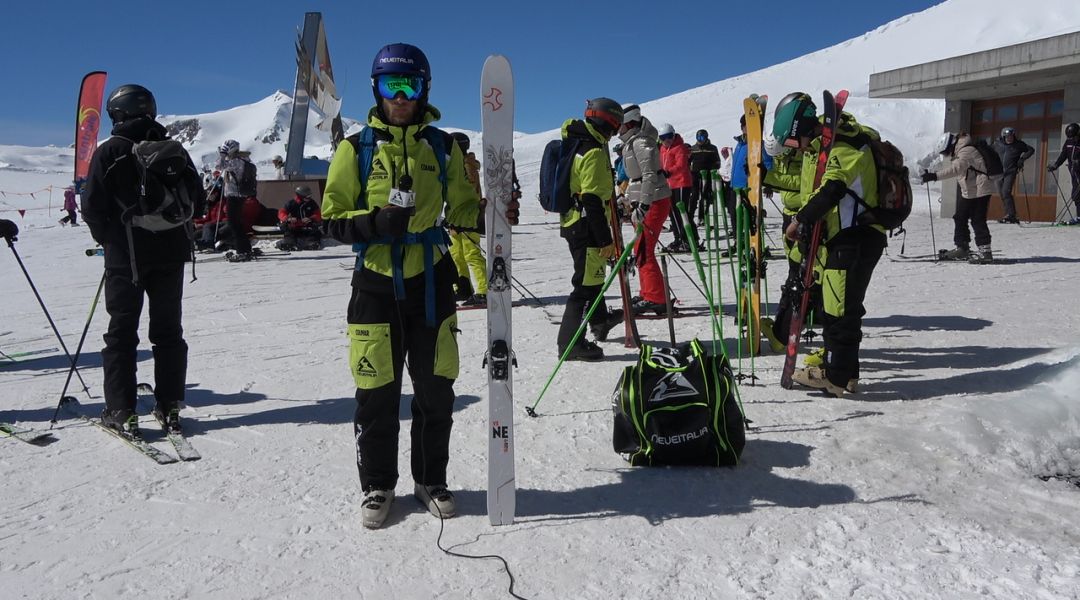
{"left": 376, "top": 74, "right": 425, "bottom": 101}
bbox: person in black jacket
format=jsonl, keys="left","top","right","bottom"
{"left": 276, "top": 185, "right": 323, "bottom": 250}
{"left": 993, "top": 127, "right": 1034, "bottom": 223}
{"left": 689, "top": 129, "right": 721, "bottom": 229}
{"left": 1048, "top": 122, "right": 1080, "bottom": 225}
{"left": 82, "top": 84, "right": 205, "bottom": 435}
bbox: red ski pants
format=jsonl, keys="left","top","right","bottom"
{"left": 635, "top": 196, "right": 672, "bottom": 303}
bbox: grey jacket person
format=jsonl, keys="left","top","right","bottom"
{"left": 936, "top": 134, "right": 998, "bottom": 199}
{"left": 215, "top": 153, "right": 249, "bottom": 198}
{"left": 619, "top": 117, "right": 670, "bottom": 206}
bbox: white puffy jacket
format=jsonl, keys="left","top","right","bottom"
{"left": 619, "top": 117, "right": 670, "bottom": 206}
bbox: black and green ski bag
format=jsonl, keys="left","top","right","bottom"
{"left": 613, "top": 339, "right": 745, "bottom": 466}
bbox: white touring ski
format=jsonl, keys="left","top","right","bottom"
{"left": 481, "top": 54, "right": 516, "bottom": 526}
{"left": 0, "top": 423, "right": 55, "bottom": 445}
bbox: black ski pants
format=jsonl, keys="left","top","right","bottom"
{"left": 102, "top": 263, "right": 188, "bottom": 413}
{"left": 953, "top": 194, "right": 991, "bottom": 249}
{"left": 690, "top": 172, "right": 715, "bottom": 226}
{"left": 347, "top": 260, "right": 459, "bottom": 492}
{"left": 557, "top": 237, "right": 612, "bottom": 352}
{"left": 820, "top": 229, "right": 886, "bottom": 387}
{"left": 225, "top": 195, "right": 252, "bottom": 254}
{"left": 667, "top": 187, "right": 692, "bottom": 245}
{"left": 998, "top": 171, "right": 1018, "bottom": 218}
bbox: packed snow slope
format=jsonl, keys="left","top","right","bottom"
{"left": 3, "top": 0, "right": 1080, "bottom": 598}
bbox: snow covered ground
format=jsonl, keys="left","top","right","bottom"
{"left": 3, "top": 0, "right": 1080, "bottom": 597}
{"left": 3, "top": 159, "right": 1080, "bottom": 599}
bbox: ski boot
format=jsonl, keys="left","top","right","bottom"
{"left": 562, "top": 340, "right": 604, "bottom": 362}
{"left": 361, "top": 488, "right": 395, "bottom": 529}
{"left": 939, "top": 246, "right": 971, "bottom": 261}
{"left": 414, "top": 484, "right": 456, "bottom": 519}
{"left": 462, "top": 293, "right": 487, "bottom": 307}
{"left": 791, "top": 366, "right": 845, "bottom": 398}
{"left": 969, "top": 244, "right": 993, "bottom": 264}
{"left": 760, "top": 317, "right": 785, "bottom": 352}
{"left": 101, "top": 408, "right": 140, "bottom": 438}
{"left": 998, "top": 215, "right": 1020, "bottom": 224}
{"left": 590, "top": 309, "right": 624, "bottom": 342}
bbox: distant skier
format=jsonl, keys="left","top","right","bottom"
{"left": 321, "top": 43, "right": 513, "bottom": 529}
{"left": 619, "top": 104, "right": 674, "bottom": 316}
{"left": 773, "top": 92, "right": 886, "bottom": 397}
{"left": 658, "top": 123, "right": 693, "bottom": 251}
{"left": 921, "top": 132, "right": 996, "bottom": 262}
{"left": 81, "top": 84, "right": 205, "bottom": 434}
{"left": 215, "top": 139, "right": 256, "bottom": 262}
{"left": 993, "top": 127, "right": 1034, "bottom": 223}
{"left": 1047, "top": 122, "right": 1080, "bottom": 225}
{"left": 58, "top": 186, "right": 79, "bottom": 226}
{"left": 446, "top": 131, "right": 487, "bottom": 306}
{"left": 275, "top": 185, "right": 322, "bottom": 251}
{"left": 689, "top": 129, "right": 721, "bottom": 228}
{"left": 554, "top": 98, "right": 625, "bottom": 361}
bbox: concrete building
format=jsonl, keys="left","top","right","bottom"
{"left": 870, "top": 32, "right": 1080, "bottom": 222}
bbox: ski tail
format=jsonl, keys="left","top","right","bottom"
{"left": 780, "top": 90, "right": 848, "bottom": 389}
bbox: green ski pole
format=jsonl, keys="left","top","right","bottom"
{"left": 527, "top": 225, "right": 642, "bottom": 417}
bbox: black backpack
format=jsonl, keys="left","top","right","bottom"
{"left": 855, "top": 138, "right": 913, "bottom": 230}
{"left": 124, "top": 139, "right": 196, "bottom": 232}
{"left": 613, "top": 340, "right": 746, "bottom": 467}
{"left": 238, "top": 159, "right": 259, "bottom": 197}
{"left": 970, "top": 139, "right": 1004, "bottom": 180}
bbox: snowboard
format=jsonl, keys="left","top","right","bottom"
{"left": 741, "top": 95, "right": 767, "bottom": 356}
{"left": 481, "top": 54, "right": 516, "bottom": 526}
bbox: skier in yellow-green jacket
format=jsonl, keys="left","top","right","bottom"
{"left": 321, "top": 43, "right": 519, "bottom": 529}
{"left": 771, "top": 92, "right": 887, "bottom": 398}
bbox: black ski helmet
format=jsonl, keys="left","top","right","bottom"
{"left": 450, "top": 131, "right": 470, "bottom": 152}
{"left": 370, "top": 43, "right": 431, "bottom": 123}
{"left": 106, "top": 84, "right": 156, "bottom": 123}
{"left": 584, "top": 97, "right": 623, "bottom": 138}
{"left": 1066, "top": 123, "right": 1079, "bottom": 138}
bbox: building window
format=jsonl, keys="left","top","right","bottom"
{"left": 997, "top": 105, "right": 1018, "bottom": 121}
{"left": 1049, "top": 99, "right": 1064, "bottom": 116}
{"left": 974, "top": 107, "right": 993, "bottom": 123}
{"left": 1022, "top": 101, "right": 1044, "bottom": 119}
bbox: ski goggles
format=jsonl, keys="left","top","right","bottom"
{"left": 659, "top": 133, "right": 675, "bottom": 141}
{"left": 375, "top": 74, "right": 426, "bottom": 101}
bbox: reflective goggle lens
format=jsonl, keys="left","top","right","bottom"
{"left": 376, "top": 75, "right": 425, "bottom": 101}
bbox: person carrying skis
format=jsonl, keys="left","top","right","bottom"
{"left": 276, "top": 185, "right": 322, "bottom": 251}
{"left": 554, "top": 98, "right": 625, "bottom": 361}
{"left": 993, "top": 127, "right": 1034, "bottom": 223}
{"left": 920, "top": 132, "right": 996, "bottom": 262}
{"left": 619, "top": 104, "right": 674, "bottom": 316}
{"left": 1047, "top": 122, "right": 1080, "bottom": 225}
{"left": 446, "top": 131, "right": 487, "bottom": 306}
{"left": 689, "top": 129, "right": 721, "bottom": 229}
{"left": 82, "top": 84, "right": 205, "bottom": 434}
{"left": 658, "top": 123, "right": 693, "bottom": 251}
{"left": 321, "top": 43, "right": 515, "bottom": 529}
{"left": 59, "top": 186, "right": 80, "bottom": 226}
{"left": 214, "top": 139, "right": 256, "bottom": 262}
{"left": 773, "top": 92, "right": 886, "bottom": 398}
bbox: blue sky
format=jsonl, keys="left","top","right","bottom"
{"left": 0, "top": 0, "right": 942, "bottom": 146}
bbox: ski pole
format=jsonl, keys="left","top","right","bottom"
{"left": 925, "top": 182, "right": 938, "bottom": 257}
{"left": 50, "top": 270, "right": 105, "bottom": 426}
{"left": 659, "top": 255, "right": 676, "bottom": 346}
{"left": 1048, "top": 169, "right": 1076, "bottom": 222}
{"left": 1019, "top": 168, "right": 1033, "bottom": 224}
{"left": 527, "top": 226, "right": 641, "bottom": 417}
{"left": 4, "top": 237, "right": 91, "bottom": 395}
{"left": 674, "top": 200, "right": 725, "bottom": 356}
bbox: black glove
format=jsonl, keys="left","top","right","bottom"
{"left": 0, "top": 218, "right": 18, "bottom": 242}
{"left": 920, "top": 171, "right": 937, "bottom": 183}
{"left": 1016, "top": 160, "right": 1025, "bottom": 171}
{"left": 757, "top": 162, "right": 769, "bottom": 182}
{"left": 355, "top": 206, "right": 410, "bottom": 239}
{"left": 658, "top": 169, "right": 670, "bottom": 178}
{"left": 1047, "top": 165, "right": 1057, "bottom": 173}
